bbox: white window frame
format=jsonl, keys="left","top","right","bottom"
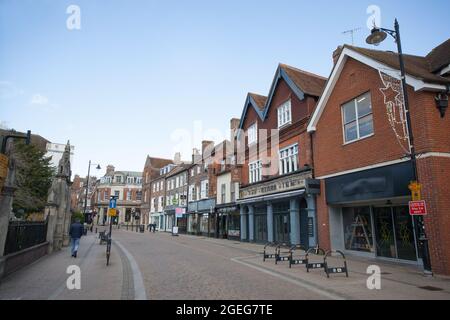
{"left": 279, "top": 144, "right": 299, "bottom": 175}
{"left": 200, "top": 180, "right": 209, "bottom": 199}
{"left": 247, "top": 122, "right": 258, "bottom": 145}
{"left": 277, "top": 99, "right": 292, "bottom": 128}
{"left": 341, "top": 92, "right": 374, "bottom": 144}
{"left": 248, "top": 160, "right": 262, "bottom": 184}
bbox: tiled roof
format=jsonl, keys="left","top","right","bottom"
{"left": 248, "top": 93, "right": 267, "bottom": 111}
{"left": 279, "top": 64, "right": 327, "bottom": 97}
{"left": 146, "top": 156, "right": 173, "bottom": 169}
{"left": 345, "top": 44, "right": 450, "bottom": 85}
{"left": 165, "top": 163, "right": 192, "bottom": 177}
{"left": 426, "top": 39, "right": 450, "bottom": 73}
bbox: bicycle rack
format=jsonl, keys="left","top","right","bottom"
{"left": 263, "top": 242, "right": 278, "bottom": 261}
{"left": 275, "top": 243, "right": 291, "bottom": 264}
{"left": 324, "top": 250, "right": 349, "bottom": 278}
{"left": 305, "top": 246, "right": 326, "bottom": 272}
{"left": 288, "top": 245, "right": 308, "bottom": 268}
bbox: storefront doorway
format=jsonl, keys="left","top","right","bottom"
{"left": 373, "top": 206, "right": 418, "bottom": 261}
{"left": 273, "top": 203, "right": 290, "bottom": 243}
{"left": 254, "top": 206, "right": 267, "bottom": 243}
{"left": 218, "top": 214, "right": 227, "bottom": 239}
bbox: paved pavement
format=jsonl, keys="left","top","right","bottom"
{"left": 1, "top": 227, "right": 450, "bottom": 300}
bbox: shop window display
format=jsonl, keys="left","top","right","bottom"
{"left": 343, "top": 207, "right": 373, "bottom": 252}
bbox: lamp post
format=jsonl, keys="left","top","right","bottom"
{"left": 83, "top": 160, "right": 101, "bottom": 225}
{"left": 366, "top": 19, "right": 432, "bottom": 275}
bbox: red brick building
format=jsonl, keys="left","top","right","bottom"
{"left": 307, "top": 41, "right": 450, "bottom": 275}
{"left": 140, "top": 156, "right": 173, "bottom": 226}
{"left": 237, "top": 63, "right": 326, "bottom": 246}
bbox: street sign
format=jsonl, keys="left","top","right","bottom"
{"left": 409, "top": 200, "right": 427, "bottom": 216}
{"left": 108, "top": 208, "right": 117, "bottom": 217}
{"left": 109, "top": 198, "right": 117, "bottom": 209}
{"left": 408, "top": 181, "right": 422, "bottom": 201}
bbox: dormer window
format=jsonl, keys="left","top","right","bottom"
{"left": 115, "top": 175, "right": 122, "bottom": 183}
{"left": 248, "top": 123, "right": 257, "bottom": 145}
{"left": 277, "top": 99, "right": 292, "bottom": 128}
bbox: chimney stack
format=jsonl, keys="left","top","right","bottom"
{"left": 174, "top": 152, "right": 181, "bottom": 164}
{"left": 201, "top": 140, "right": 214, "bottom": 158}
{"left": 333, "top": 46, "right": 343, "bottom": 65}
{"left": 230, "top": 118, "right": 240, "bottom": 140}
{"left": 106, "top": 165, "right": 115, "bottom": 174}
{"left": 192, "top": 148, "right": 201, "bottom": 164}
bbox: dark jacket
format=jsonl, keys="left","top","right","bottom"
{"left": 69, "top": 222, "right": 84, "bottom": 239}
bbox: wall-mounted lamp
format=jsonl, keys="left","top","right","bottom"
{"left": 435, "top": 92, "right": 448, "bottom": 118}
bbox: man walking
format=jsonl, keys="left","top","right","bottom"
{"left": 69, "top": 219, "right": 84, "bottom": 258}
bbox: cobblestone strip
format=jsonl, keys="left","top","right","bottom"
{"left": 114, "top": 240, "right": 147, "bottom": 300}
{"left": 115, "top": 241, "right": 134, "bottom": 300}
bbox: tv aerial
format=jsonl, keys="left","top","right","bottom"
{"left": 342, "top": 27, "right": 362, "bottom": 45}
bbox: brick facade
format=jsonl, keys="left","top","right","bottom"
{"left": 311, "top": 52, "right": 450, "bottom": 275}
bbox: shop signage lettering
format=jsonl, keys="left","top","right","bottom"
{"left": 240, "top": 171, "right": 311, "bottom": 199}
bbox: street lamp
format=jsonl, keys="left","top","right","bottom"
{"left": 83, "top": 160, "right": 101, "bottom": 225}
{"left": 366, "top": 19, "right": 432, "bottom": 276}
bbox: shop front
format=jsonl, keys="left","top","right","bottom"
{"left": 325, "top": 161, "right": 422, "bottom": 264}
{"left": 175, "top": 207, "right": 188, "bottom": 234}
{"left": 164, "top": 206, "right": 176, "bottom": 232}
{"left": 187, "top": 198, "right": 216, "bottom": 237}
{"left": 238, "top": 170, "right": 319, "bottom": 247}
{"left": 150, "top": 212, "right": 160, "bottom": 230}
{"left": 216, "top": 204, "right": 241, "bottom": 240}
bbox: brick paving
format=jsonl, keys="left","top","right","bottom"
{"left": 1, "top": 228, "right": 450, "bottom": 300}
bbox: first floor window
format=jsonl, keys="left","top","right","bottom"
{"left": 249, "top": 160, "right": 262, "bottom": 184}
{"left": 221, "top": 184, "right": 226, "bottom": 204}
{"left": 277, "top": 99, "right": 292, "bottom": 128}
{"left": 279, "top": 144, "right": 299, "bottom": 175}
{"left": 200, "top": 180, "right": 209, "bottom": 199}
{"left": 342, "top": 92, "right": 373, "bottom": 143}
{"left": 248, "top": 123, "right": 257, "bottom": 145}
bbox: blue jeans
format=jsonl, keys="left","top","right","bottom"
{"left": 71, "top": 238, "right": 80, "bottom": 255}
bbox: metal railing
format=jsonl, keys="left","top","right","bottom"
{"left": 4, "top": 220, "right": 48, "bottom": 255}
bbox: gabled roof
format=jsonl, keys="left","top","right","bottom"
{"left": 279, "top": 64, "right": 327, "bottom": 97}
{"left": 239, "top": 92, "right": 266, "bottom": 123}
{"left": 307, "top": 44, "right": 450, "bottom": 132}
{"left": 144, "top": 155, "right": 173, "bottom": 169}
{"left": 238, "top": 64, "right": 326, "bottom": 131}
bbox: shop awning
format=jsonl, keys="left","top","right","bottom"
{"left": 236, "top": 189, "right": 305, "bottom": 205}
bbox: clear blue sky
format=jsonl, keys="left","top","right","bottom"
{"left": 1, "top": 0, "right": 449, "bottom": 177}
